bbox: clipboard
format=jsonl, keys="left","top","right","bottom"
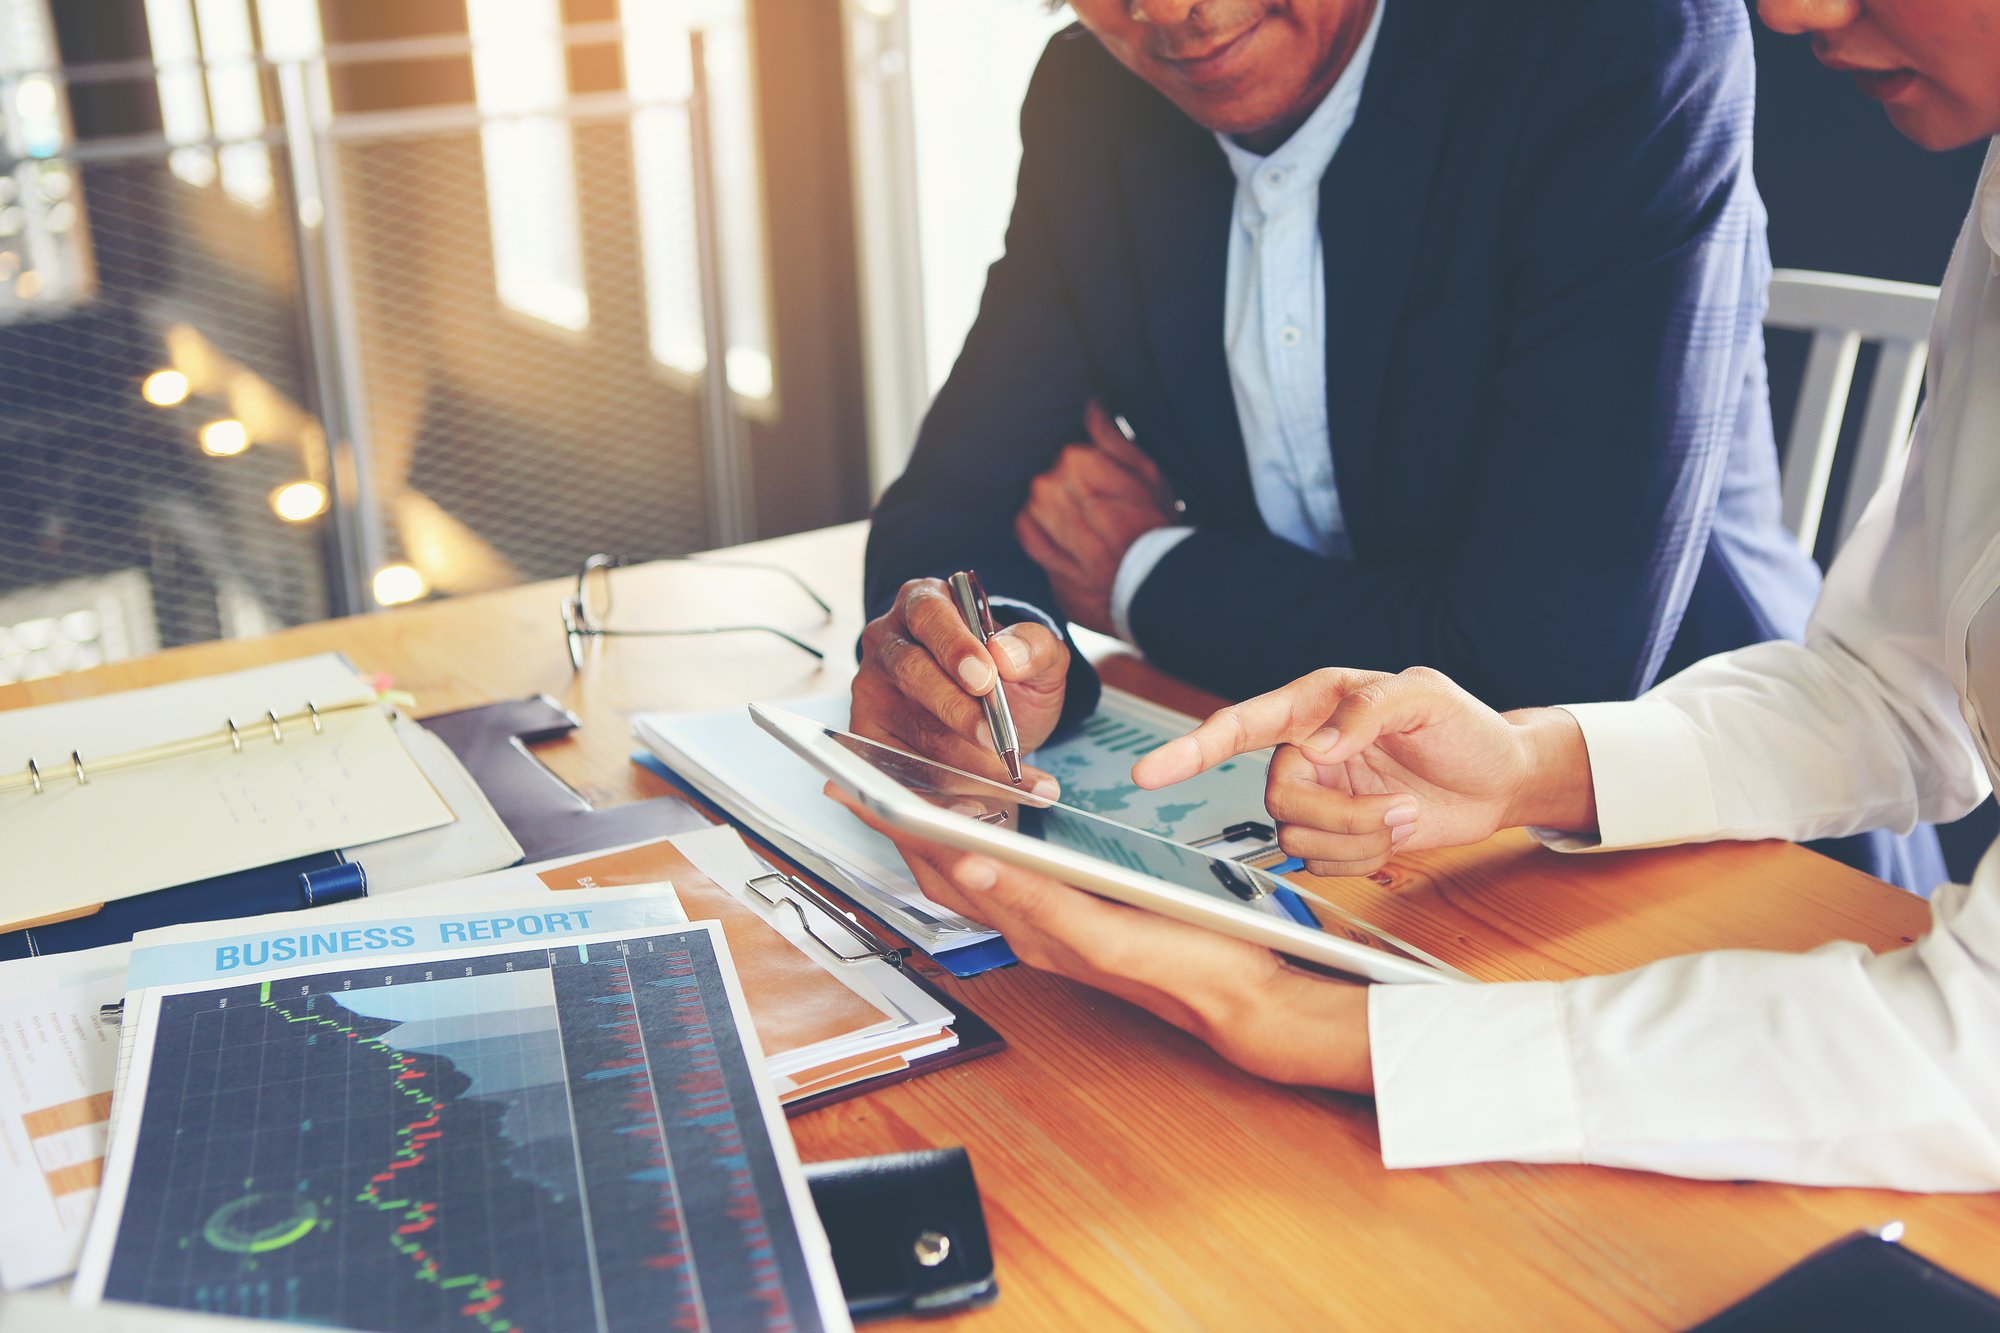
{"left": 738, "top": 862, "right": 1006, "bottom": 1117}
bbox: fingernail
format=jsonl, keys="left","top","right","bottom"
{"left": 959, "top": 656, "right": 995, "bottom": 692}
{"left": 976, "top": 719, "right": 994, "bottom": 749}
{"left": 953, "top": 857, "right": 998, "bottom": 891}
{"left": 1383, "top": 801, "right": 1419, "bottom": 829}
{"left": 992, "top": 636, "right": 1029, "bottom": 673}
{"left": 1390, "top": 823, "right": 1416, "bottom": 846}
{"left": 1032, "top": 777, "right": 1061, "bottom": 800}
{"left": 1302, "top": 726, "right": 1340, "bottom": 757}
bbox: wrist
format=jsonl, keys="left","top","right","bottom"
{"left": 1499, "top": 707, "right": 1598, "bottom": 835}
{"left": 1205, "top": 962, "right": 1372, "bottom": 1094}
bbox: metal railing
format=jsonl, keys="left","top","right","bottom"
{"left": 0, "top": 18, "right": 749, "bottom": 672}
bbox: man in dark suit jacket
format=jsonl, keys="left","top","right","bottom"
{"left": 855, "top": 0, "right": 1938, "bottom": 888}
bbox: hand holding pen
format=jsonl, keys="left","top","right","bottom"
{"left": 850, "top": 575, "right": 1066, "bottom": 798}
{"left": 948, "top": 570, "right": 1026, "bottom": 783}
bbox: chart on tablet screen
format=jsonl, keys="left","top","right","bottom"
{"left": 1030, "top": 690, "right": 1270, "bottom": 842}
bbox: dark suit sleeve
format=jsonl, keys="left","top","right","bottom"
{"left": 863, "top": 38, "right": 1103, "bottom": 729}
{"left": 1127, "top": 1, "right": 1769, "bottom": 712}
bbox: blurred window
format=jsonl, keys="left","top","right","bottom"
{"left": 621, "top": 0, "right": 772, "bottom": 402}
{"left": 0, "top": 0, "right": 88, "bottom": 320}
{"left": 192, "top": 0, "right": 272, "bottom": 206}
{"left": 143, "top": 0, "right": 217, "bottom": 188}
{"left": 466, "top": 0, "right": 590, "bottom": 331}
{"left": 906, "top": 0, "right": 1067, "bottom": 395}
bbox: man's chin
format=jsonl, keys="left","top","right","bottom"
{"left": 1882, "top": 97, "right": 1995, "bottom": 153}
{"left": 1166, "top": 87, "right": 1306, "bottom": 141}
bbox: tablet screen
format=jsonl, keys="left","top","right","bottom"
{"left": 822, "top": 727, "right": 1446, "bottom": 970}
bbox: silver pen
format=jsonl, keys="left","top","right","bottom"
{"left": 946, "top": 569, "right": 1024, "bottom": 784}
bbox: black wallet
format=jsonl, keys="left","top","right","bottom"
{"left": 1689, "top": 1230, "right": 2000, "bottom": 1332}
{"left": 806, "top": 1147, "right": 998, "bottom": 1321}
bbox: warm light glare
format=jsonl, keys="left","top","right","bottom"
{"left": 271, "top": 480, "right": 328, "bottom": 523}
{"left": 199, "top": 418, "right": 249, "bottom": 456}
{"left": 372, "top": 563, "right": 428, "bottom": 606}
{"left": 142, "top": 369, "right": 191, "bottom": 406}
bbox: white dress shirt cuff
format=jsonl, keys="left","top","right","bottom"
{"left": 1370, "top": 981, "right": 1586, "bottom": 1169}
{"left": 1528, "top": 700, "right": 1719, "bottom": 853}
{"left": 1109, "top": 526, "right": 1196, "bottom": 644}
{"left": 986, "top": 596, "right": 1063, "bottom": 638}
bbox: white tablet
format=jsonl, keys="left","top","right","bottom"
{"left": 752, "top": 704, "right": 1469, "bottom": 987}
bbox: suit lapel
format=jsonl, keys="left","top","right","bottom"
{"left": 1117, "top": 113, "right": 1255, "bottom": 523}
{"left": 1319, "top": 0, "right": 1461, "bottom": 551}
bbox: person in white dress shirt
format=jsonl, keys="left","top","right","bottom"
{"left": 857, "top": 0, "right": 2000, "bottom": 1191}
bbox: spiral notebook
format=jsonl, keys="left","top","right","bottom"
{"left": 0, "top": 654, "right": 454, "bottom": 933}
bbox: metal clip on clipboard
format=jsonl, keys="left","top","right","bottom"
{"left": 745, "top": 869, "right": 908, "bottom": 968}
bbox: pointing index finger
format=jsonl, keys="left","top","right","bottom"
{"left": 1130, "top": 670, "right": 1378, "bottom": 789}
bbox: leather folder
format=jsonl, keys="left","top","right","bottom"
{"left": 1690, "top": 1229, "right": 2000, "bottom": 1332}
{"left": 807, "top": 1147, "right": 998, "bottom": 1321}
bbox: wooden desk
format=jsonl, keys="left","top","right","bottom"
{"left": 11, "top": 521, "right": 1997, "bottom": 1330}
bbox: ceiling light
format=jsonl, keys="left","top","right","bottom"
{"left": 142, "top": 369, "right": 190, "bottom": 407}
{"left": 271, "top": 481, "right": 329, "bottom": 523}
{"left": 199, "top": 418, "right": 249, "bottom": 456}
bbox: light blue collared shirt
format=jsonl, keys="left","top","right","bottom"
{"left": 1109, "top": 0, "right": 1383, "bottom": 642}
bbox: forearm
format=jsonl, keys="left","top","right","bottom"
{"left": 1371, "top": 852, "right": 2000, "bottom": 1188}
{"left": 1128, "top": 530, "right": 1679, "bottom": 712}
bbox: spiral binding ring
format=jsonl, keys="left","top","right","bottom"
{"left": 226, "top": 718, "right": 242, "bottom": 753}
{"left": 306, "top": 701, "right": 323, "bottom": 735}
{"left": 71, "top": 750, "right": 88, "bottom": 785}
{"left": 25, "top": 758, "right": 41, "bottom": 795}
{"left": 266, "top": 710, "right": 284, "bottom": 743}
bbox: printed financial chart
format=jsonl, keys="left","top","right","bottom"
{"left": 100, "top": 932, "right": 829, "bottom": 1333}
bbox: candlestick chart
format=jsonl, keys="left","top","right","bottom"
{"left": 97, "top": 932, "right": 827, "bottom": 1332}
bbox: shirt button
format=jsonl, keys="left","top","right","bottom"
{"left": 1265, "top": 168, "right": 1287, "bottom": 188}
{"left": 1279, "top": 325, "right": 1302, "bottom": 348}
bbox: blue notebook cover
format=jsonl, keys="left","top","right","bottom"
{"left": 0, "top": 854, "right": 366, "bottom": 959}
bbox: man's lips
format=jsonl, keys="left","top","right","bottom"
{"left": 1849, "top": 68, "right": 1919, "bottom": 102}
{"left": 1155, "top": 17, "right": 1267, "bottom": 85}
{"left": 1816, "top": 53, "right": 1920, "bottom": 102}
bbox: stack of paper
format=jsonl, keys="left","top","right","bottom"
{"left": 0, "top": 826, "right": 964, "bottom": 1296}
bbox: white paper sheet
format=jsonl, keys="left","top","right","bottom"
{"left": 0, "top": 978, "right": 125, "bottom": 1290}
{"left": 339, "top": 717, "right": 522, "bottom": 891}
